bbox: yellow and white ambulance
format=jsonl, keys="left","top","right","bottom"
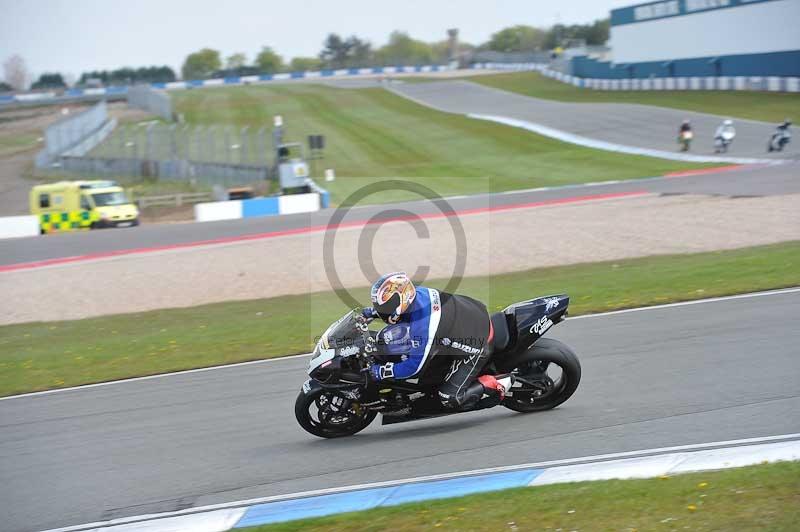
{"left": 30, "top": 180, "right": 139, "bottom": 233}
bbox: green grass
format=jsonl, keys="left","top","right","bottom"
{"left": 241, "top": 461, "right": 800, "bottom": 532}
{"left": 465, "top": 72, "right": 800, "bottom": 123}
{"left": 0, "top": 132, "right": 40, "bottom": 157}
{"left": 164, "top": 84, "right": 710, "bottom": 204}
{"left": 1, "top": 241, "right": 798, "bottom": 397}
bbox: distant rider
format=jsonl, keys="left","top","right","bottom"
{"left": 360, "top": 272, "right": 512, "bottom": 410}
{"left": 769, "top": 119, "right": 792, "bottom": 152}
{"left": 714, "top": 119, "right": 735, "bottom": 152}
{"left": 678, "top": 119, "right": 693, "bottom": 151}
{"left": 714, "top": 119, "right": 735, "bottom": 141}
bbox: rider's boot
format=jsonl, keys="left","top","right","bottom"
{"left": 472, "top": 374, "right": 515, "bottom": 409}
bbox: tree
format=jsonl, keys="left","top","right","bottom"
{"left": 3, "top": 54, "right": 28, "bottom": 91}
{"left": 347, "top": 36, "right": 372, "bottom": 67}
{"left": 181, "top": 48, "right": 221, "bottom": 80}
{"left": 375, "top": 31, "right": 433, "bottom": 66}
{"left": 289, "top": 57, "right": 322, "bottom": 71}
{"left": 0, "top": 81, "right": 12, "bottom": 92}
{"left": 31, "top": 72, "right": 66, "bottom": 90}
{"left": 255, "top": 47, "right": 284, "bottom": 74}
{"left": 226, "top": 53, "right": 247, "bottom": 70}
{"left": 319, "top": 33, "right": 351, "bottom": 68}
{"left": 543, "top": 19, "right": 609, "bottom": 49}
{"left": 486, "top": 25, "right": 546, "bottom": 52}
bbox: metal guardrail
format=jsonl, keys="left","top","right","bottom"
{"left": 134, "top": 192, "right": 212, "bottom": 208}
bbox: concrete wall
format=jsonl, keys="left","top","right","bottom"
{"left": 194, "top": 193, "right": 323, "bottom": 222}
{"left": 0, "top": 216, "right": 39, "bottom": 239}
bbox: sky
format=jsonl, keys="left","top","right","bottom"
{"left": 0, "top": 0, "right": 633, "bottom": 80}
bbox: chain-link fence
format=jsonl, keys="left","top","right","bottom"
{"left": 45, "top": 122, "right": 275, "bottom": 187}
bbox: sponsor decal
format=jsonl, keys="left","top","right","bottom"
{"left": 302, "top": 380, "right": 312, "bottom": 394}
{"left": 441, "top": 336, "right": 482, "bottom": 355}
{"left": 543, "top": 297, "right": 560, "bottom": 312}
{"left": 341, "top": 388, "right": 362, "bottom": 400}
{"left": 445, "top": 353, "right": 480, "bottom": 380}
{"left": 530, "top": 316, "right": 553, "bottom": 335}
{"left": 633, "top": 0, "right": 679, "bottom": 21}
{"left": 339, "top": 345, "right": 359, "bottom": 356}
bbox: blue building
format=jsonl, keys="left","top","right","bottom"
{"left": 574, "top": 0, "right": 800, "bottom": 78}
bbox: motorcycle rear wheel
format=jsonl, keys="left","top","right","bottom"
{"left": 295, "top": 389, "right": 377, "bottom": 438}
{"left": 502, "top": 338, "right": 581, "bottom": 413}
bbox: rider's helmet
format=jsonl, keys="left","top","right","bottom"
{"left": 370, "top": 272, "right": 416, "bottom": 324}
{"left": 723, "top": 119, "right": 733, "bottom": 126}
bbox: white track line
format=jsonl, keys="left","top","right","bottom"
{"left": 470, "top": 114, "right": 780, "bottom": 165}
{"left": 2, "top": 286, "right": 798, "bottom": 402}
{"left": 38, "top": 433, "right": 800, "bottom": 532}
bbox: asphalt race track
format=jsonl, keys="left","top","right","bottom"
{"left": 390, "top": 80, "right": 798, "bottom": 160}
{"left": 1, "top": 290, "right": 799, "bottom": 532}
{"left": 1, "top": 162, "right": 799, "bottom": 268}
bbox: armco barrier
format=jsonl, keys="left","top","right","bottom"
{"left": 194, "top": 193, "right": 322, "bottom": 222}
{"left": 0, "top": 215, "right": 40, "bottom": 239}
{"left": 0, "top": 64, "right": 452, "bottom": 108}
{"left": 472, "top": 63, "right": 800, "bottom": 93}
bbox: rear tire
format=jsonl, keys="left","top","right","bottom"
{"left": 295, "top": 389, "right": 376, "bottom": 438}
{"left": 502, "top": 338, "right": 581, "bottom": 413}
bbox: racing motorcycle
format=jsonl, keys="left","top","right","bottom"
{"left": 714, "top": 130, "right": 735, "bottom": 153}
{"left": 678, "top": 130, "right": 693, "bottom": 152}
{"left": 295, "top": 295, "right": 581, "bottom": 438}
{"left": 768, "top": 127, "right": 791, "bottom": 152}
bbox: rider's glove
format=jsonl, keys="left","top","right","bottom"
{"left": 370, "top": 363, "right": 394, "bottom": 382}
{"left": 361, "top": 307, "right": 379, "bottom": 321}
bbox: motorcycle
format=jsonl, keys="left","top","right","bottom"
{"left": 714, "top": 130, "right": 735, "bottom": 153}
{"left": 768, "top": 128, "right": 791, "bottom": 152}
{"left": 678, "top": 130, "right": 693, "bottom": 152}
{"left": 295, "top": 295, "right": 582, "bottom": 438}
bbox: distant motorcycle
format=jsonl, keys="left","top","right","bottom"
{"left": 768, "top": 127, "right": 791, "bottom": 152}
{"left": 714, "top": 121, "right": 736, "bottom": 153}
{"left": 678, "top": 130, "right": 693, "bottom": 152}
{"left": 295, "top": 295, "right": 582, "bottom": 438}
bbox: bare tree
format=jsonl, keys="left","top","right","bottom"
{"left": 3, "top": 54, "right": 29, "bottom": 91}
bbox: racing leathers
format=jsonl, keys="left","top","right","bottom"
{"left": 365, "top": 286, "right": 498, "bottom": 410}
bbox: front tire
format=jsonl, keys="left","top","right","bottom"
{"left": 502, "top": 338, "right": 581, "bottom": 413}
{"left": 295, "top": 389, "right": 376, "bottom": 438}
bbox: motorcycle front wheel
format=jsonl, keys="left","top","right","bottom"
{"left": 295, "top": 388, "right": 377, "bottom": 438}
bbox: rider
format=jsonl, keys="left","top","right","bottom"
{"left": 769, "top": 119, "right": 792, "bottom": 151}
{"left": 714, "top": 119, "right": 735, "bottom": 152}
{"left": 714, "top": 119, "right": 735, "bottom": 140}
{"left": 361, "top": 272, "right": 512, "bottom": 410}
{"left": 677, "top": 119, "right": 692, "bottom": 151}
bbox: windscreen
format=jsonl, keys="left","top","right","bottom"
{"left": 91, "top": 191, "right": 129, "bottom": 207}
{"left": 321, "top": 310, "right": 361, "bottom": 349}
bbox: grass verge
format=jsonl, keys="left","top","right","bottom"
{"left": 1, "top": 241, "right": 798, "bottom": 397}
{"left": 240, "top": 461, "right": 800, "bottom": 532}
{"left": 465, "top": 72, "right": 800, "bottom": 123}
{"left": 165, "top": 84, "right": 710, "bottom": 204}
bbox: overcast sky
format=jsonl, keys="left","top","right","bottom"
{"left": 1, "top": 0, "right": 633, "bottom": 79}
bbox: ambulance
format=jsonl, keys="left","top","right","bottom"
{"left": 30, "top": 180, "right": 139, "bottom": 233}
